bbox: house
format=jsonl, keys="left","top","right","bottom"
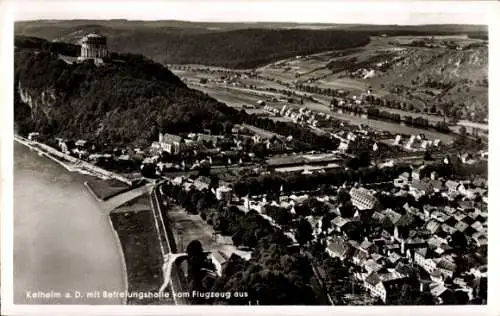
{"left": 445, "top": 180, "right": 460, "bottom": 194}
{"left": 394, "top": 262, "right": 412, "bottom": 278}
{"left": 469, "top": 265, "right": 487, "bottom": 279}
{"left": 364, "top": 259, "right": 383, "bottom": 273}
{"left": 413, "top": 247, "right": 429, "bottom": 263}
{"left": 216, "top": 186, "right": 233, "bottom": 204}
{"left": 197, "top": 133, "right": 222, "bottom": 147}
{"left": 331, "top": 216, "right": 350, "bottom": 232}
{"left": 435, "top": 259, "right": 457, "bottom": 279}
{"left": 75, "top": 139, "right": 87, "bottom": 148}
{"left": 472, "top": 233, "right": 487, "bottom": 247}
{"left": 60, "top": 141, "right": 69, "bottom": 154}
{"left": 395, "top": 213, "right": 415, "bottom": 227}
{"left": 411, "top": 165, "right": 426, "bottom": 180}
{"left": 422, "top": 258, "right": 439, "bottom": 274}
{"left": 430, "top": 210, "right": 451, "bottom": 223}
{"left": 405, "top": 238, "right": 427, "bottom": 251}
{"left": 371, "top": 211, "right": 385, "bottom": 224}
{"left": 360, "top": 238, "right": 375, "bottom": 253}
{"left": 429, "top": 283, "right": 455, "bottom": 304}
{"left": 363, "top": 271, "right": 408, "bottom": 303}
{"left": 414, "top": 247, "right": 438, "bottom": 271}
{"left": 454, "top": 221, "right": 469, "bottom": 233}
{"left": 381, "top": 209, "right": 402, "bottom": 226}
{"left": 457, "top": 200, "right": 476, "bottom": 212}
{"left": 440, "top": 224, "right": 457, "bottom": 235}
{"left": 209, "top": 251, "right": 229, "bottom": 276}
{"left": 472, "top": 177, "right": 487, "bottom": 189}
{"left": 352, "top": 248, "right": 369, "bottom": 266}
{"left": 387, "top": 251, "right": 402, "bottom": 265}
{"left": 27, "top": 132, "right": 40, "bottom": 141}
{"left": 194, "top": 176, "right": 211, "bottom": 191}
{"left": 426, "top": 220, "right": 441, "bottom": 234}
{"left": 443, "top": 206, "right": 457, "bottom": 215}
{"left": 337, "top": 140, "right": 350, "bottom": 153}
{"left": 72, "top": 147, "right": 89, "bottom": 159}
{"left": 453, "top": 212, "right": 467, "bottom": 222}
{"left": 371, "top": 253, "right": 384, "bottom": 262}
{"left": 470, "top": 221, "right": 483, "bottom": 232}
{"left": 409, "top": 179, "right": 433, "bottom": 199}
{"left": 429, "top": 179, "right": 445, "bottom": 192}
{"left": 349, "top": 187, "right": 379, "bottom": 210}
{"left": 155, "top": 133, "right": 184, "bottom": 154}
{"left": 326, "top": 237, "right": 353, "bottom": 260}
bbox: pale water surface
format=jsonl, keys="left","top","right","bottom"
{"left": 14, "top": 142, "right": 124, "bottom": 304}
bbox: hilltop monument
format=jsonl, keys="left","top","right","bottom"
{"left": 78, "top": 33, "right": 108, "bottom": 61}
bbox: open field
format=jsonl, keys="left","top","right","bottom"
{"left": 190, "top": 84, "right": 264, "bottom": 107}
{"left": 110, "top": 208, "right": 165, "bottom": 305}
{"left": 168, "top": 205, "right": 251, "bottom": 259}
{"left": 169, "top": 32, "right": 486, "bottom": 145}
{"left": 86, "top": 178, "right": 131, "bottom": 201}
{"left": 256, "top": 35, "right": 488, "bottom": 122}
{"left": 182, "top": 68, "right": 458, "bottom": 143}
{"left": 240, "top": 123, "right": 284, "bottom": 139}
{"left": 187, "top": 82, "right": 282, "bottom": 107}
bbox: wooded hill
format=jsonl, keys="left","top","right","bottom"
{"left": 14, "top": 36, "right": 338, "bottom": 149}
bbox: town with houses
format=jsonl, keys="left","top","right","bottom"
{"left": 24, "top": 86, "right": 488, "bottom": 305}
{"left": 15, "top": 26, "right": 488, "bottom": 306}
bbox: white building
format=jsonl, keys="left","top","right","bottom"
{"left": 27, "top": 132, "right": 40, "bottom": 141}
{"left": 153, "top": 132, "right": 184, "bottom": 154}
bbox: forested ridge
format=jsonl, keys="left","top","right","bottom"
{"left": 156, "top": 29, "right": 371, "bottom": 68}
{"left": 15, "top": 27, "right": 372, "bottom": 69}
{"left": 14, "top": 36, "right": 339, "bottom": 149}
{"left": 14, "top": 36, "right": 242, "bottom": 147}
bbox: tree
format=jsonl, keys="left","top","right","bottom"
{"left": 459, "top": 126, "right": 467, "bottom": 136}
{"left": 186, "top": 240, "right": 208, "bottom": 292}
{"left": 337, "top": 188, "right": 351, "bottom": 205}
{"left": 424, "top": 150, "right": 433, "bottom": 161}
{"left": 358, "top": 151, "right": 371, "bottom": 167}
{"left": 415, "top": 292, "right": 436, "bottom": 305}
{"left": 295, "top": 217, "right": 313, "bottom": 246}
{"left": 454, "top": 291, "right": 470, "bottom": 305}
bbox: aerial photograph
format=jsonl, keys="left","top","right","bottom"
{"left": 10, "top": 1, "right": 488, "bottom": 308}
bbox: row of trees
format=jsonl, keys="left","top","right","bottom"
{"left": 295, "top": 84, "right": 349, "bottom": 97}
{"left": 232, "top": 164, "right": 412, "bottom": 198}
{"left": 332, "top": 102, "right": 451, "bottom": 133}
{"left": 242, "top": 113, "right": 340, "bottom": 150}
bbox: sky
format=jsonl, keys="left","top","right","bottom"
{"left": 10, "top": 0, "right": 495, "bottom": 25}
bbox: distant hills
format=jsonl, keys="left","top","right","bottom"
{"left": 14, "top": 20, "right": 487, "bottom": 69}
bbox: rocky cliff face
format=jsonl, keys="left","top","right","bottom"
{"left": 17, "top": 82, "right": 59, "bottom": 120}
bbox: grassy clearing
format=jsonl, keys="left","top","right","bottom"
{"left": 86, "top": 179, "right": 131, "bottom": 201}
{"left": 110, "top": 208, "right": 165, "bottom": 305}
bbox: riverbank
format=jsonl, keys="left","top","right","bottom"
{"left": 109, "top": 197, "right": 167, "bottom": 305}
{"left": 15, "top": 138, "right": 146, "bottom": 304}
{"left": 14, "top": 142, "right": 126, "bottom": 304}
{"left": 14, "top": 135, "right": 134, "bottom": 185}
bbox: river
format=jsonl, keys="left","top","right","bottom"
{"left": 14, "top": 142, "right": 125, "bottom": 304}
